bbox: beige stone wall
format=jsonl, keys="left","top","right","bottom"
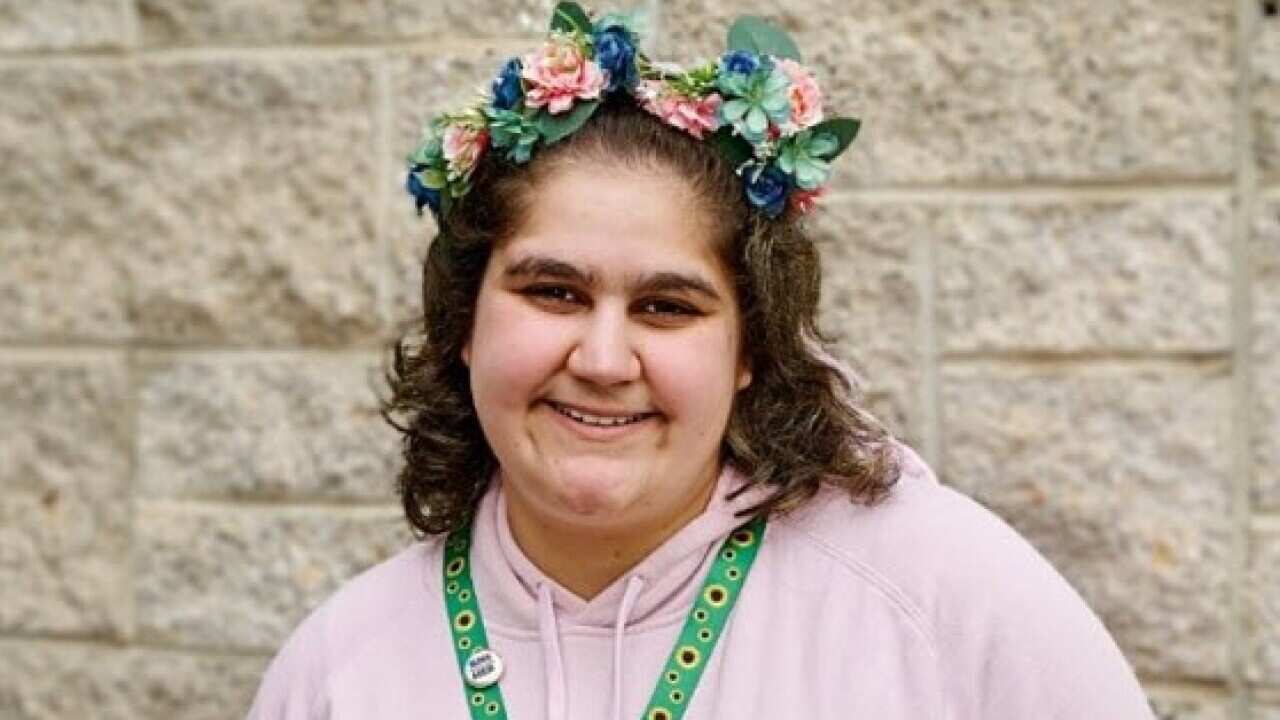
{"left": 1, "top": 0, "right": 1277, "bottom": 717}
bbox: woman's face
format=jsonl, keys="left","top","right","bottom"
{"left": 463, "top": 158, "right": 751, "bottom": 537}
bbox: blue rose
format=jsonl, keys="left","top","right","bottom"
{"left": 405, "top": 166, "right": 441, "bottom": 216}
{"left": 592, "top": 25, "right": 637, "bottom": 92}
{"left": 744, "top": 165, "right": 790, "bottom": 218}
{"left": 490, "top": 58, "right": 523, "bottom": 111}
{"left": 719, "top": 50, "right": 760, "bottom": 77}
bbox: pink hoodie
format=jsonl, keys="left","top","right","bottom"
{"left": 247, "top": 443, "right": 1155, "bottom": 719}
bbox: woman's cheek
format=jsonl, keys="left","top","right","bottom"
{"left": 473, "top": 297, "right": 568, "bottom": 400}
{"left": 645, "top": 326, "right": 740, "bottom": 420}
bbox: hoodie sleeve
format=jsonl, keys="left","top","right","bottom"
{"left": 929, "top": 486, "right": 1155, "bottom": 720}
{"left": 245, "top": 603, "right": 332, "bottom": 720}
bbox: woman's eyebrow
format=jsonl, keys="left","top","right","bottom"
{"left": 503, "top": 253, "right": 721, "bottom": 302}
{"left": 629, "top": 272, "right": 721, "bottom": 302}
{"left": 503, "top": 255, "right": 596, "bottom": 285}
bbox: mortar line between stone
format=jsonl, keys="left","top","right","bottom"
{"left": 0, "top": 342, "right": 391, "bottom": 356}
{"left": 376, "top": 52, "right": 393, "bottom": 339}
{"left": 1228, "top": 0, "right": 1259, "bottom": 717}
{"left": 917, "top": 219, "right": 941, "bottom": 473}
{"left": 0, "top": 37, "right": 531, "bottom": 64}
{"left": 0, "top": 347, "right": 131, "bottom": 363}
{"left": 131, "top": 347, "right": 387, "bottom": 363}
{"left": 0, "top": 632, "right": 272, "bottom": 660}
{"left": 0, "top": 346, "right": 391, "bottom": 365}
{"left": 822, "top": 184, "right": 1233, "bottom": 204}
{"left": 940, "top": 351, "right": 1231, "bottom": 369}
{"left": 135, "top": 497, "right": 403, "bottom": 514}
{"left": 123, "top": 344, "right": 140, "bottom": 645}
{"left": 1138, "top": 676, "right": 1233, "bottom": 697}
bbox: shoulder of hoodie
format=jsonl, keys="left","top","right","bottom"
{"left": 254, "top": 534, "right": 447, "bottom": 703}
{"left": 771, "top": 439, "right": 1101, "bottom": 659}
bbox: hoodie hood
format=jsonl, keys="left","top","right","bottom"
{"left": 463, "top": 463, "right": 772, "bottom": 720}
{"left": 468, "top": 462, "right": 772, "bottom": 634}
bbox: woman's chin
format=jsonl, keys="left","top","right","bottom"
{"left": 549, "top": 473, "right": 641, "bottom": 518}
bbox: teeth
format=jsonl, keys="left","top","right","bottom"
{"left": 552, "top": 402, "right": 648, "bottom": 427}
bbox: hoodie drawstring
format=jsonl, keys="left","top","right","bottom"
{"left": 537, "top": 584, "right": 567, "bottom": 720}
{"left": 612, "top": 576, "right": 647, "bottom": 720}
{"left": 535, "top": 576, "right": 648, "bottom": 720}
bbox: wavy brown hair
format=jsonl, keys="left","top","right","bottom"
{"left": 382, "top": 96, "right": 899, "bottom": 536}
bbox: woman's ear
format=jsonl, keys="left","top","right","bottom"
{"left": 736, "top": 363, "right": 752, "bottom": 391}
{"left": 461, "top": 340, "right": 471, "bottom": 367}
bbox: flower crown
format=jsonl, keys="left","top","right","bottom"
{"left": 405, "top": 2, "right": 860, "bottom": 220}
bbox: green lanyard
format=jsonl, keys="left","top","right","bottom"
{"left": 442, "top": 516, "right": 767, "bottom": 720}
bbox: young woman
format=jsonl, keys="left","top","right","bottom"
{"left": 249, "top": 6, "right": 1154, "bottom": 719}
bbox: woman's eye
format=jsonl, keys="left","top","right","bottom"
{"left": 639, "top": 299, "right": 697, "bottom": 317}
{"left": 524, "top": 285, "right": 580, "bottom": 304}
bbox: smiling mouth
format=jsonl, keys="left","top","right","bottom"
{"left": 545, "top": 401, "right": 656, "bottom": 428}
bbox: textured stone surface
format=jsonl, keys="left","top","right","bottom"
{"left": 0, "top": 640, "right": 267, "bottom": 720}
{"left": 812, "top": 200, "right": 926, "bottom": 445}
{"left": 138, "top": 355, "right": 399, "bottom": 501}
{"left": 1255, "top": 199, "right": 1280, "bottom": 509}
{"left": 1144, "top": 688, "right": 1231, "bottom": 720}
{"left": 0, "top": 359, "right": 131, "bottom": 637}
{"left": 937, "top": 198, "right": 1232, "bottom": 353}
{"left": 385, "top": 0, "right": 557, "bottom": 40}
{"left": 661, "top": 0, "right": 1233, "bottom": 185}
{"left": 0, "top": 0, "right": 132, "bottom": 50}
{"left": 0, "top": 58, "right": 382, "bottom": 345}
{"left": 0, "top": 0, "right": 1265, "bottom": 710}
{"left": 139, "top": 0, "right": 385, "bottom": 44}
{"left": 941, "top": 365, "right": 1232, "bottom": 679}
{"left": 1256, "top": 12, "right": 1280, "bottom": 179}
{"left": 135, "top": 503, "right": 410, "bottom": 651}
{"left": 1247, "top": 523, "right": 1280, "bottom": 685}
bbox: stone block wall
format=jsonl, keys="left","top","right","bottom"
{"left": 1, "top": 0, "right": 1277, "bottom": 717}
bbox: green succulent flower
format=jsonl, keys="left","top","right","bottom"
{"left": 484, "top": 107, "right": 541, "bottom": 164}
{"left": 775, "top": 129, "right": 838, "bottom": 190}
{"left": 717, "top": 63, "right": 792, "bottom": 145}
{"left": 665, "top": 60, "right": 720, "bottom": 96}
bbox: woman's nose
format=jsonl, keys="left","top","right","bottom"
{"left": 565, "top": 305, "right": 641, "bottom": 386}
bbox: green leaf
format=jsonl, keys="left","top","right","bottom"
{"left": 726, "top": 16, "right": 801, "bottom": 62}
{"left": 808, "top": 118, "right": 861, "bottom": 159}
{"left": 708, "top": 126, "right": 753, "bottom": 170}
{"left": 550, "top": 1, "right": 591, "bottom": 34}
{"left": 807, "top": 131, "right": 839, "bottom": 158}
{"left": 536, "top": 99, "right": 600, "bottom": 145}
{"left": 419, "top": 167, "right": 447, "bottom": 188}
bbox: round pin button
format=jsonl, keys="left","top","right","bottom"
{"left": 463, "top": 648, "right": 504, "bottom": 688}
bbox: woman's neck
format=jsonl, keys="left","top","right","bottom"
{"left": 503, "top": 475, "right": 719, "bottom": 601}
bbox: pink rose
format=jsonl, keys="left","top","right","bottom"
{"left": 521, "top": 39, "right": 606, "bottom": 114}
{"left": 790, "top": 186, "right": 825, "bottom": 215}
{"left": 442, "top": 125, "right": 489, "bottom": 179}
{"left": 777, "top": 59, "right": 823, "bottom": 131}
{"left": 637, "top": 80, "right": 722, "bottom": 140}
